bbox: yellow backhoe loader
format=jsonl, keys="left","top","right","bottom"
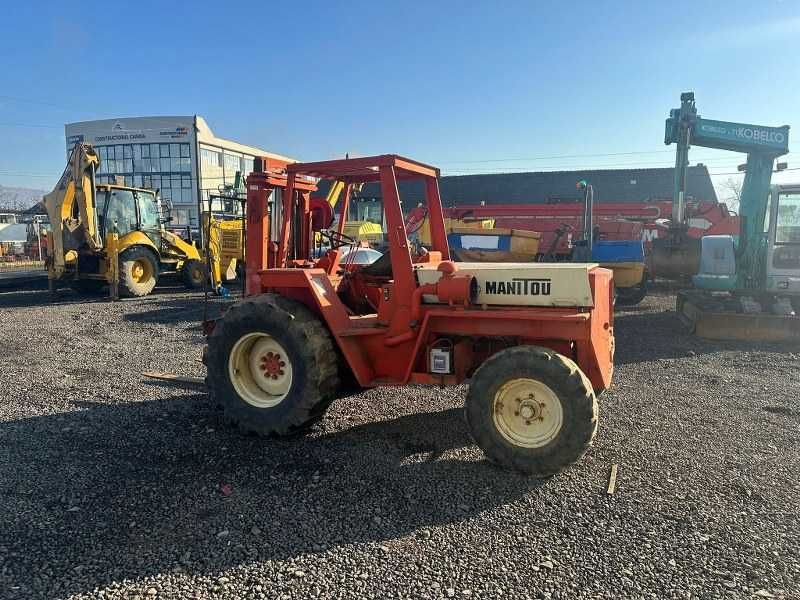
{"left": 203, "top": 192, "right": 245, "bottom": 295}
{"left": 44, "top": 143, "right": 205, "bottom": 297}
{"left": 314, "top": 180, "right": 383, "bottom": 245}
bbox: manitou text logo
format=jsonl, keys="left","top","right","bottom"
{"left": 485, "top": 277, "right": 552, "bottom": 296}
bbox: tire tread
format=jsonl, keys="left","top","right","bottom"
{"left": 206, "top": 293, "right": 340, "bottom": 435}
{"left": 465, "top": 345, "right": 598, "bottom": 476}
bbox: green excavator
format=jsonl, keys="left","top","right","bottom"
{"left": 655, "top": 92, "right": 799, "bottom": 340}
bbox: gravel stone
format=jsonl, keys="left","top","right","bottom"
{"left": 0, "top": 285, "right": 798, "bottom": 599}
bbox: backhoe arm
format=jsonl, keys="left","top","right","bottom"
{"left": 43, "top": 143, "right": 103, "bottom": 277}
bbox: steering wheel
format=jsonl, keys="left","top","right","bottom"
{"left": 320, "top": 229, "right": 358, "bottom": 249}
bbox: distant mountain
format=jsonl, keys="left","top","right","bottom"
{"left": 0, "top": 186, "right": 47, "bottom": 211}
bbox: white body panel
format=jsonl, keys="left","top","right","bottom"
{"left": 415, "top": 262, "right": 597, "bottom": 308}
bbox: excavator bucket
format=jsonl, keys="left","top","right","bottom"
{"left": 676, "top": 290, "right": 800, "bottom": 341}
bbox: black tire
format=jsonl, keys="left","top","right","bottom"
{"left": 206, "top": 294, "right": 340, "bottom": 435}
{"left": 118, "top": 246, "right": 158, "bottom": 297}
{"left": 465, "top": 345, "right": 598, "bottom": 477}
{"left": 70, "top": 279, "right": 107, "bottom": 295}
{"left": 616, "top": 271, "right": 648, "bottom": 306}
{"left": 181, "top": 259, "right": 206, "bottom": 290}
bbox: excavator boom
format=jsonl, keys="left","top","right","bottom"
{"left": 664, "top": 92, "right": 790, "bottom": 290}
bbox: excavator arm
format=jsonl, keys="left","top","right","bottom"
{"left": 43, "top": 143, "right": 103, "bottom": 278}
{"left": 664, "top": 92, "right": 789, "bottom": 289}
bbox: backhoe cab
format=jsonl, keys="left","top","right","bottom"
{"left": 44, "top": 143, "right": 205, "bottom": 297}
{"left": 205, "top": 154, "right": 615, "bottom": 476}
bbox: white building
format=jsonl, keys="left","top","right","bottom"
{"left": 65, "top": 116, "right": 293, "bottom": 227}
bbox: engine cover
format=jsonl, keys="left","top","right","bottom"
{"left": 415, "top": 262, "right": 597, "bottom": 308}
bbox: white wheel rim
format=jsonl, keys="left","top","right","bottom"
{"left": 492, "top": 378, "right": 564, "bottom": 448}
{"left": 228, "top": 332, "right": 293, "bottom": 408}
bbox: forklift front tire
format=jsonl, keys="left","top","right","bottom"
{"left": 206, "top": 294, "right": 340, "bottom": 435}
{"left": 465, "top": 345, "right": 598, "bottom": 477}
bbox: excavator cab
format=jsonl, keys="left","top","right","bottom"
{"left": 765, "top": 185, "right": 800, "bottom": 296}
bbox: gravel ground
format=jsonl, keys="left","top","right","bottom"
{"left": 1, "top": 283, "right": 799, "bottom": 600}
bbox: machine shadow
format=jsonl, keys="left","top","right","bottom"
{"left": 612, "top": 309, "right": 800, "bottom": 364}
{"left": 0, "top": 288, "right": 110, "bottom": 309}
{"left": 122, "top": 296, "right": 234, "bottom": 326}
{"left": 1, "top": 395, "right": 543, "bottom": 597}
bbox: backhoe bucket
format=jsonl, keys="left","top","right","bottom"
{"left": 676, "top": 290, "right": 800, "bottom": 341}
{"left": 651, "top": 236, "right": 700, "bottom": 281}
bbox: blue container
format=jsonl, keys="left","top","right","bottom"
{"left": 591, "top": 240, "right": 644, "bottom": 263}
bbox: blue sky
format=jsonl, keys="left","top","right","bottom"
{"left": 1, "top": 0, "right": 798, "bottom": 199}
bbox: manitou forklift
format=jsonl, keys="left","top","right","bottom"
{"left": 205, "top": 155, "right": 614, "bottom": 476}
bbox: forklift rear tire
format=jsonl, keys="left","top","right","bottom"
{"left": 182, "top": 259, "right": 207, "bottom": 290}
{"left": 118, "top": 247, "right": 159, "bottom": 298}
{"left": 465, "top": 345, "right": 598, "bottom": 477}
{"left": 206, "top": 294, "right": 340, "bottom": 435}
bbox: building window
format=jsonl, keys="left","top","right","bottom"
{"left": 173, "top": 208, "right": 190, "bottom": 226}
{"left": 80, "top": 139, "right": 197, "bottom": 208}
{"left": 223, "top": 152, "right": 240, "bottom": 176}
{"left": 201, "top": 147, "right": 222, "bottom": 169}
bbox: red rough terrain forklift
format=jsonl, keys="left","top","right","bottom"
{"left": 205, "top": 155, "right": 614, "bottom": 476}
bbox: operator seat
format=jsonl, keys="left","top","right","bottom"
{"left": 358, "top": 250, "right": 393, "bottom": 277}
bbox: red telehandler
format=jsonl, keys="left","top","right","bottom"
{"left": 205, "top": 155, "right": 614, "bottom": 476}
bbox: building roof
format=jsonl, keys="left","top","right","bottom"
{"left": 0, "top": 224, "right": 29, "bottom": 243}
{"left": 315, "top": 165, "right": 717, "bottom": 207}
{"left": 23, "top": 202, "right": 46, "bottom": 215}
